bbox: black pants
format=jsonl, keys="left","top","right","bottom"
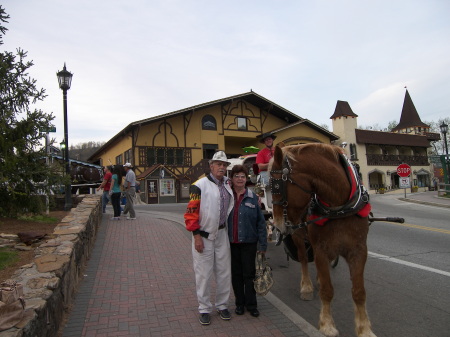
{"left": 111, "top": 192, "right": 121, "bottom": 217}
{"left": 230, "top": 242, "right": 258, "bottom": 310}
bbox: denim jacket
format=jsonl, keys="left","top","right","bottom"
{"left": 227, "top": 188, "right": 267, "bottom": 252}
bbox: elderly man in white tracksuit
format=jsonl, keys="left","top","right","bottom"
{"left": 184, "top": 151, "right": 234, "bottom": 326}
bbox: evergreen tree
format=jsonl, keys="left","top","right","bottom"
{"left": 0, "top": 6, "right": 63, "bottom": 216}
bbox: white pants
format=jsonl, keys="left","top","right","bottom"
{"left": 192, "top": 228, "right": 231, "bottom": 314}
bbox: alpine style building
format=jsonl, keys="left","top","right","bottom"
{"left": 89, "top": 89, "right": 439, "bottom": 203}
{"left": 331, "top": 89, "right": 440, "bottom": 191}
{"left": 88, "top": 91, "right": 338, "bottom": 203}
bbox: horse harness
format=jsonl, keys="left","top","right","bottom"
{"left": 270, "top": 152, "right": 370, "bottom": 234}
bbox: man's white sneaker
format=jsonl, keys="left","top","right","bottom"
{"left": 126, "top": 217, "right": 136, "bottom": 220}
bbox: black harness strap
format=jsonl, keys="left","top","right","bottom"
{"left": 270, "top": 152, "right": 370, "bottom": 233}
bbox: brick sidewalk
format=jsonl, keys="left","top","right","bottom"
{"left": 61, "top": 213, "right": 312, "bottom": 337}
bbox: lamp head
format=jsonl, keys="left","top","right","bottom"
{"left": 57, "top": 63, "right": 73, "bottom": 91}
{"left": 440, "top": 122, "right": 448, "bottom": 134}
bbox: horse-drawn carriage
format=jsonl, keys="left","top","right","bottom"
{"left": 251, "top": 143, "right": 404, "bottom": 337}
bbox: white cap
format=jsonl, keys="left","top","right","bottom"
{"left": 123, "top": 163, "right": 132, "bottom": 168}
{"left": 209, "top": 151, "right": 231, "bottom": 165}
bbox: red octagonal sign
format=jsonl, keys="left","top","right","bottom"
{"left": 397, "top": 163, "right": 411, "bottom": 177}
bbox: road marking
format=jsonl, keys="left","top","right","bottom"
{"left": 264, "top": 292, "right": 324, "bottom": 337}
{"left": 368, "top": 252, "right": 450, "bottom": 277}
{"left": 387, "top": 222, "right": 450, "bottom": 234}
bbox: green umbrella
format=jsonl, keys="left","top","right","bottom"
{"left": 242, "top": 146, "right": 260, "bottom": 153}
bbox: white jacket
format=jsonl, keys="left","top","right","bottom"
{"left": 186, "top": 175, "right": 234, "bottom": 240}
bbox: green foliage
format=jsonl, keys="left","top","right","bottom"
{"left": 18, "top": 214, "right": 58, "bottom": 223}
{"left": 423, "top": 117, "right": 450, "bottom": 155}
{"left": 69, "top": 141, "right": 106, "bottom": 162}
{"left": 386, "top": 120, "right": 398, "bottom": 131}
{"left": 0, "top": 248, "right": 18, "bottom": 270}
{"left": 0, "top": 6, "right": 65, "bottom": 217}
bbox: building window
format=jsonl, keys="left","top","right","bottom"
{"left": 146, "top": 147, "right": 189, "bottom": 166}
{"left": 350, "top": 144, "right": 358, "bottom": 160}
{"left": 116, "top": 154, "right": 123, "bottom": 165}
{"left": 124, "top": 149, "right": 132, "bottom": 164}
{"left": 202, "top": 115, "right": 217, "bottom": 130}
{"left": 237, "top": 117, "right": 247, "bottom": 130}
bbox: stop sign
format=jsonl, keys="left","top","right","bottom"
{"left": 397, "top": 164, "right": 411, "bottom": 177}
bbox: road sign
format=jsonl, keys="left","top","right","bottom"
{"left": 397, "top": 164, "right": 411, "bottom": 177}
{"left": 399, "top": 177, "right": 410, "bottom": 188}
{"left": 39, "top": 126, "right": 56, "bottom": 133}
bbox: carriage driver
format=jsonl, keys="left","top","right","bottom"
{"left": 256, "top": 132, "right": 277, "bottom": 185}
{"left": 184, "top": 151, "right": 234, "bottom": 326}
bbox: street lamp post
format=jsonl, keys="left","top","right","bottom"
{"left": 440, "top": 122, "right": 449, "bottom": 185}
{"left": 57, "top": 63, "right": 73, "bottom": 211}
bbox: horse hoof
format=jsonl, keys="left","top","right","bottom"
{"left": 301, "top": 292, "right": 313, "bottom": 301}
{"left": 358, "top": 331, "right": 377, "bottom": 337}
{"left": 320, "top": 326, "right": 339, "bottom": 337}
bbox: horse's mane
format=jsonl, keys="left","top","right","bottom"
{"left": 283, "top": 143, "right": 341, "bottom": 164}
{"left": 281, "top": 143, "right": 348, "bottom": 203}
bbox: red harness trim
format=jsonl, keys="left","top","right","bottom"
{"left": 309, "top": 161, "right": 371, "bottom": 226}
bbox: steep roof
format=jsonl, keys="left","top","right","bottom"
{"left": 269, "top": 119, "right": 339, "bottom": 141}
{"left": 88, "top": 91, "right": 337, "bottom": 161}
{"left": 355, "top": 129, "right": 431, "bottom": 147}
{"left": 329, "top": 100, "right": 358, "bottom": 119}
{"left": 392, "top": 90, "right": 429, "bottom": 131}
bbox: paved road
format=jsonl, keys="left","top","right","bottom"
{"left": 267, "top": 190, "right": 450, "bottom": 337}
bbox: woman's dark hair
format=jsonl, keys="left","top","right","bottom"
{"left": 112, "top": 165, "right": 123, "bottom": 185}
{"left": 230, "top": 164, "right": 248, "bottom": 177}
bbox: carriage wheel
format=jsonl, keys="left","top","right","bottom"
{"left": 330, "top": 256, "right": 339, "bottom": 268}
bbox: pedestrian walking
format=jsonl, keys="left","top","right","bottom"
{"left": 110, "top": 166, "right": 123, "bottom": 220}
{"left": 122, "top": 163, "right": 136, "bottom": 220}
{"left": 96, "top": 166, "right": 112, "bottom": 213}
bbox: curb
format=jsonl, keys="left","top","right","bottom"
{"left": 397, "top": 198, "right": 450, "bottom": 209}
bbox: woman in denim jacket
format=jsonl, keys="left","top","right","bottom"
{"left": 227, "top": 164, "right": 267, "bottom": 317}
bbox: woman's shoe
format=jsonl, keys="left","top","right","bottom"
{"left": 235, "top": 306, "right": 245, "bottom": 315}
{"left": 249, "top": 308, "right": 259, "bottom": 317}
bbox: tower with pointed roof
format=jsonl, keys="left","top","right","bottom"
{"left": 330, "top": 92, "right": 437, "bottom": 191}
{"left": 392, "top": 89, "right": 430, "bottom": 134}
{"left": 330, "top": 100, "right": 358, "bottom": 150}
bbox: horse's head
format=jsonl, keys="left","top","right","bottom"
{"left": 269, "top": 144, "right": 313, "bottom": 235}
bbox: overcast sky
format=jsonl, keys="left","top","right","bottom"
{"left": 3, "top": 0, "right": 450, "bottom": 146}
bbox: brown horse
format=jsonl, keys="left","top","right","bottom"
{"left": 269, "top": 143, "right": 376, "bottom": 337}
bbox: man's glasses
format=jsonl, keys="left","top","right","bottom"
{"left": 233, "top": 175, "right": 247, "bottom": 179}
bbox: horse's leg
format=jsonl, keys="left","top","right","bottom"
{"left": 314, "top": 249, "right": 339, "bottom": 337}
{"left": 267, "top": 222, "right": 273, "bottom": 242}
{"left": 347, "top": 248, "right": 377, "bottom": 337}
{"left": 299, "top": 258, "right": 313, "bottom": 300}
{"left": 292, "top": 232, "right": 313, "bottom": 300}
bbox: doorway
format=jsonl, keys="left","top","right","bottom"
{"left": 147, "top": 179, "right": 158, "bottom": 204}
{"left": 203, "top": 144, "right": 218, "bottom": 160}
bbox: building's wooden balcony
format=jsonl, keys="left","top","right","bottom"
{"left": 366, "top": 154, "right": 429, "bottom": 166}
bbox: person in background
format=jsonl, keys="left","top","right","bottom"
{"left": 122, "top": 163, "right": 136, "bottom": 220}
{"left": 255, "top": 132, "right": 277, "bottom": 185}
{"left": 110, "top": 166, "right": 123, "bottom": 220}
{"left": 97, "top": 166, "right": 112, "bottom": 213}
{"left": 227, "top": 165, "right": 267, "bottom": 318}
{"left": 184, "top": 151, "right": 234, "bottom": 326}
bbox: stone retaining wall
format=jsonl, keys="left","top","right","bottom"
{"left": 1, "top": 195, "right": 102, "bottom": 337}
